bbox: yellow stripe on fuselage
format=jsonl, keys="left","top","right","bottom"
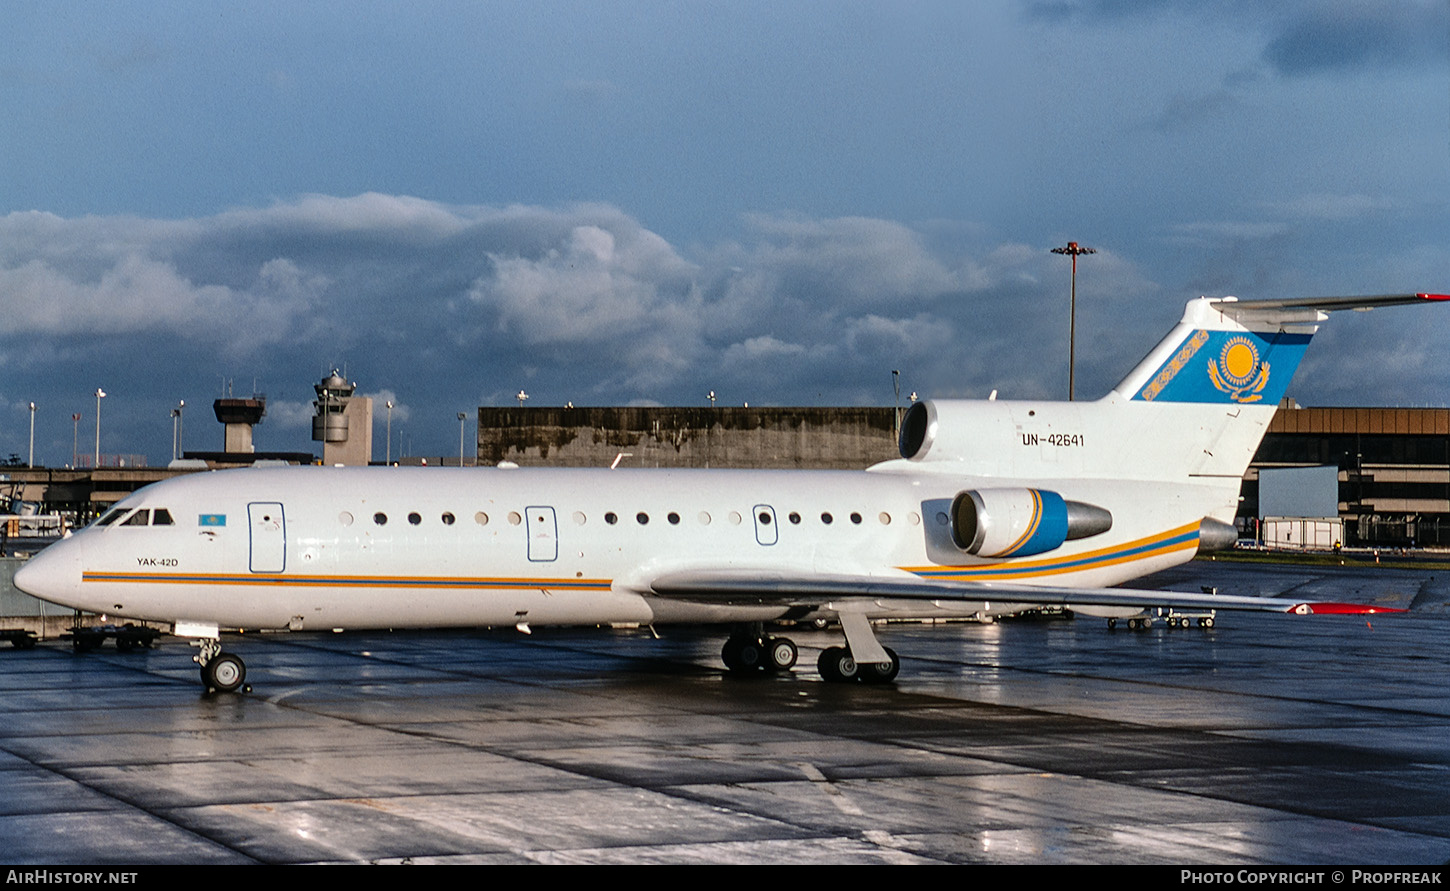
{"left": 903, "top": 521, "right": 1201, "bottom": 581}
{"left": 82, "top": 572, "right": 615, "bottom": 590}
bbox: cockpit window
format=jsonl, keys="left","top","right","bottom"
{"left": 152, "top": 509, "right": 174, "bottom": 526}
{"left": 121, "top": 509, "right": 151, "bottom": 527}
{"left": 95, "top": 508, "right": 127, "bottom": 527}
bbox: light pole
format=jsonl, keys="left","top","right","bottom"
{"left": 171, "top": 408, "right": 181, "bottom": 461}
{"left": 94, "top": 389, "right": 106, "bottom": 467}
{"left": 516, "top": 390, "right": 529, "bottom": 408}
{"left": 386, "top": 400, "right": 394, "bottom": 464}
{"left": 457, "top": 412, "right": 468, "bottom": 467}
{"left": 71, "top": 414, "right": 81, "bottom": 468}
{"left": 1051, "top": 241, "right": 1095, "bottom": 401}
{"left": 892, "top": 370, "right": 901, "bottom": 438}
{"left": 177, "top": 400, "right": 184, "bottom": 457}
{"left": 28, "top": 402, "right": 36, "bottom": 468}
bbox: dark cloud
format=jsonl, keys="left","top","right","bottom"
{"left": 1262, "top": 2, "right": 1449, "bottom": 76}
{"left": 1028, "top": 1, "right": 1448, "bottom": 77}
{"left": 0, "top": 193, "right": 1442, "bottom": 466}
{"left": 0, "top": 196, "right": 1090, "bottom": 463}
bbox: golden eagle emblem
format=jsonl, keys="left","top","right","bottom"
{"left": 1208, "top": 336, "right": 1270, "bottom": 402}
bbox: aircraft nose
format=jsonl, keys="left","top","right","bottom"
{"left": 13, "top": 544, "right": 80, "bottom": 607}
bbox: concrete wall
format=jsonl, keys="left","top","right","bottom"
{"left": 0, "top": 557, "right": 78, "bottom": 636}
{"left": 476, "top": 406, "right": 900, "bottom": 469}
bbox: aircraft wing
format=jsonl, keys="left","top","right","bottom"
{"left": 648, "top": 569, "right": 1403, "bottom": 615}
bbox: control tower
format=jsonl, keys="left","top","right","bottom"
{"left": 213, "top": 396, "right": 266, "bottom": 454}
{"left": 312, "top": 371, "right": 373, "bottom": 466}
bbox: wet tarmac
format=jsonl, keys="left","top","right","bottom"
{"left": 0, "top": 560, "right": 1448, "bottom": 865}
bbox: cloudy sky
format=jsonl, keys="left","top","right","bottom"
{"left": 2, "top": 0, "right": 1447, "bottom": 466}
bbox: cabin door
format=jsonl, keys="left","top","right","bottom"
{"left": 247, "top": 502, "right": 286, "bottom": 573}
{"left": 752, "top": 504, "right": 778, "bottom": 546}
{"left": 526, "top": 506, "right": 558, "bottom": 562}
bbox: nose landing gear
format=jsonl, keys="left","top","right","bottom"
{"left": 194, "top": 637, "right": 249, "bottom": 694}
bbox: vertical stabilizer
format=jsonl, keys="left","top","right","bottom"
{"left": 1114, "top": 293, "right": 1449, "bottom": 404}
{"left": 1113, "top": 298, "right": 1316, "bottom": 405}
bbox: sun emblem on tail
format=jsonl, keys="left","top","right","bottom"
{"left": 1208, "top": 336, "right": 1270, "bottom": 402}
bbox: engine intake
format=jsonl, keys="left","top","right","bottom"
{"left": 951, "top": 488, "right": 1113, "bottom": 558}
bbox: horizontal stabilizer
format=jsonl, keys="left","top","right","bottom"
{"left": 1211, "top": 293, "right": 1450, "bottom": 316}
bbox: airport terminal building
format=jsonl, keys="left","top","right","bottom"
{"left": 1244, "top": 403, "right": 1450, "bottom": 548}
{"left": 475, "top": 402, "right": 1450, "bottom": 550}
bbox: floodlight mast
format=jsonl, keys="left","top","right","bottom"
{"left": 1051, "top": 241, "right": 1096, "bottom": 401}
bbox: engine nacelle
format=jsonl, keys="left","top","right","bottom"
{"left": 898, "top": 398, "right": 1084, "bottom": 473}
{"left": 900, "top": 400, "right": 1008, "bottom": 462}
{"left": 951, "top": 488, "right": 1113, "bottom": 558}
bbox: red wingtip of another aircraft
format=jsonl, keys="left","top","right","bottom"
{"left": 1416, "top": 293, "right": 1450, "bottom": 301}
{"left": 1289, "top": 602, "right": 1408, "bottom": 615}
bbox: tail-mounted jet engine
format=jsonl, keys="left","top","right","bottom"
{"left": 951, "top": 488, "right": 1113, "bottom": 558}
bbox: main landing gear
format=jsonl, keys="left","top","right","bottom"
{"left": 721, "top": 615, "right": 902, "bottom": 684}
{"left": 722, "top": 629, "right": 798, "bottom": 673}
{"left": 195, "top": 638, "right": 249, "bottom": 693}
{"left": 817, "top": 645, "right": 900, "bottom": 684}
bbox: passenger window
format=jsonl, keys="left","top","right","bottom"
{"left": 408, "top": 512, "right": 422, "bottom": 526}
{"left": 788, "top": 512, "right": 801, "bottom": 524}
{"left": 605, "top": 512, "right": 618, "bottom": 525}
{"left": 121, "top": 510, "right": 150, "bottom": 527}
{"left": 850, "top": 512, "right": 862, "bottom": 525}
{"left": 667, "top": 512, "right": 680, "bottom": 525}
{"left": 821, "top": 512, "right": 833, "bottom": 524}
{"left": 152, "top": 509, "right": 174, "bottom": 526}
{"left": 441, "top": 512, "right": 456, "bottom": 525}
{"left": 374, "top": 512, "right": 388, "bottom": 525}
{"left": 636, "top": 512, "right": 649, "bottom": 525}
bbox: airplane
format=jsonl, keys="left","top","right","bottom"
{"left": 14, "top": 292, "right": 1445, "bottom": 693}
